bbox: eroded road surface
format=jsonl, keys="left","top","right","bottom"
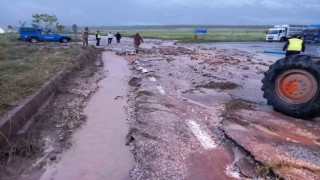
{"left": 4, "top": 38, "right": 319, "bottom": 180}
{"left": 120, "top": 39, "right": 319, "bottom": 179}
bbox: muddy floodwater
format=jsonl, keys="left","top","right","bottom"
{"left": 40, "top": 52, "right": 134, "bottom": 180}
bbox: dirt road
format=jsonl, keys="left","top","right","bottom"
{"left": 1, "top": 38, "right": 319, "bottom": 179}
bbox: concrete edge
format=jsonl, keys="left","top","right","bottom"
{"left": 0, "top": 70, "right": 69, "bottom": 145}
{"left": 0, "top": 51, "right": 95, "bottom": 146}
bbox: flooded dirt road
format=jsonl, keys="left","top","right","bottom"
{"left": 1, "top": 38, "right": 319, "bottom": 180}
{"left": 40, "top": 52, "right": 134, "bottom": 180}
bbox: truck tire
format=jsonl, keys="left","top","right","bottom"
{"left": 60, "top": 38, "right": 69, "bottom": 43}
{"left": 261, "top": 55, "right": 320, "bottom": 119}
{"left": 30, "top": 37, "right": 38, "bottom": 43}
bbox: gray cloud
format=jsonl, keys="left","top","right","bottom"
{"left": 0, "top": 0, "right": 319, "bottom": 27}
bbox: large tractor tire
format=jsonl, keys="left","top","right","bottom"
{"left": 262, "top": 55, "right": 320, "bottom": 119}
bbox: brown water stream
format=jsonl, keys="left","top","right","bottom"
{"left": 40, "top": 51, "right": 134, "bottom": 180}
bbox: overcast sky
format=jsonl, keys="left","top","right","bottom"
{"left": 0, "top": 0, "right": 319, "bottom": 27}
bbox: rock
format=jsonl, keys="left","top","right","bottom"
{"left": 50, "top": 156, "right": 57, "bottom": 161}
{"left": 243, "top": 66, "right": 249, "bottom": 70}
{"left": 128, "top": 77, "right": 142, "bottom": 87}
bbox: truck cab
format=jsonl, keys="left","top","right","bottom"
{"left": 266, "top": 28, "right": 286, "bottom": 42}
{"left": 266, "top": 25, "right": 307, "bottom": 42}
{"left": 19, "top": 27, "right": 72, "bottom": 43}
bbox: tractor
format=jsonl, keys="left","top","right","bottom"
{"left": 262, "top": 55, "right": 320, "bottom": 119}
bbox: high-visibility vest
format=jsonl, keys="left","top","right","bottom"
{"left": 96, "top": 33, "right": 101, "bottom": 38}
{"left": 287, "top": 38, "right": 303, "bottom": 51}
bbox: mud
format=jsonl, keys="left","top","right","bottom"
{"left": 225, "top": 99, "right": 256, "bottom": 111}
{"left": 197, "top": 81, "right": 241, "bottom": 90}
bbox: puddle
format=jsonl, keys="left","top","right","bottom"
{"left": 40, "top": 52, "right": 134, "bottom": 180}
{"left": 181, "top": 90, "right": 232, "bottom": 109}
{"left": 231, "top": 146, "right": 246, "bottom": 166}
{"left": 224, "top": 124, "right": 249, "bottom": 132}
{"left": 186, "top": 149, "right": 234, "bottom": 180}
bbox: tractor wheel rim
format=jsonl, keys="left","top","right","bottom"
{"left": 275, "top": 69, "right": 318, "bottom": 104}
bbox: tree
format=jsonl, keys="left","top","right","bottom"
{"left": 42, "top": 14, "right": 58, "bottom": 31}
{"left": 31, "top": 14, "right": 41, "bottom": 28}
{"left": 56, "top": 22, "right": 65, "bottom": 32}
{"left": 31, "top": 13, "right": 58, "bottom": 30}
{"left": 19, "top": 21, "right": 26, "bottom": 27}
{"left": 7, "top": 25, "right": 16, "bottom": 31}
{"left": 72, "top": 24, "right": 78, "bottom": 38}
{"left": 7, "top": 25, "right": 14, "bottom": 30}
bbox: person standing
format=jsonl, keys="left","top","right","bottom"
{"left": 115, "top": 32, "right": 122, "bottom": 43}
{"left": 283, "top": 34, "right": 305, "bottom": 57}
{"left": 95, "top": 30, "right": 101, "bottom": 46}
{"left": 107, "top": 32, "right": 113, "bottom": 44}
{"left": 82, "top": 27, "right": 90, "bottom": 46}
{"left": 133, "top": 33, "right": 143, "bottom": 54}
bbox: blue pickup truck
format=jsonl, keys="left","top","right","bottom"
{"left": 19, "top": 27, "right": 72, "bottom": 43}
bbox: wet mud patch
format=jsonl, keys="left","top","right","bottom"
{"left": 125, "top": 127, "right": 158, "bottom": 146}
{"left": 137, "top": 90, "right": 154, "bottom": 97}
{"left": 225, "top": 99, "right": 256, "bottom": 111}
{"left": 186, "top": 149, "right": 234, "bottom": 180}
{"left": 140, "top": 46, "right": 194, "bottom": 56}
{"left": 235, "top": 158, "right": 259, "bottom": 178}
{"left": 197, "top": 81, "right": 241, "bottom": 90}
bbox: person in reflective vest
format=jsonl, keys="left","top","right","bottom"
{"left": 96, "top": 30, "right": 101, "bottom": 46}
{"left": 283, "top": 34, "right": 305, "bottom": 57}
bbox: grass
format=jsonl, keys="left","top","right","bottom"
{"left": 257, "top": 160, "right": 320, "bottom": 179}
{"left": 0, "top": 33, "right": 98, "bottom": 116}
{"left": 95, "top": 27, "right": 266, "bottom": 42}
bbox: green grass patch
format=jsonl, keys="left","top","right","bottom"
{"left": 0, "top": 33, "right": 98, "bottom": 116}
{"left": 95, "top": 28, "right": 266, "bottom": 42}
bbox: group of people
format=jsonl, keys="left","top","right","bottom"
{"left": 94, "top": 31, "right": 122, "bottom": 46}
{"left": 81, "top": 27, "right": 143, "bottom": 53}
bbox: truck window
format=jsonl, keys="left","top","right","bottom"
{"left": 267, "top": 30, "right": 279, "bottom": 34}
{"left": 21, "top": 28, "right": 35, "bottom": 32}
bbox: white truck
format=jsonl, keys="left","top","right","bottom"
{"left": 266, "top": 25, "right": 308, "bottom": 42}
